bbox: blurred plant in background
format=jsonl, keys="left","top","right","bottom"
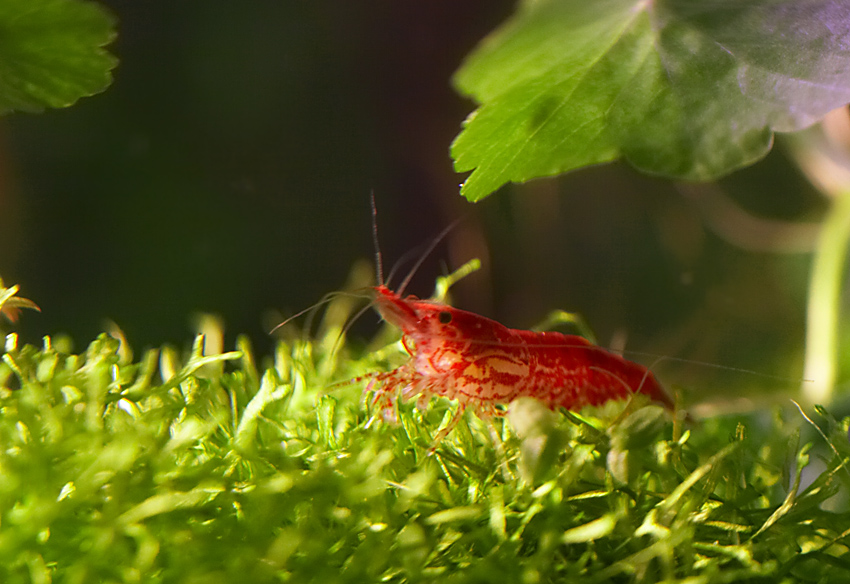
{"left": 786, "top": 110, "right": 850, "bottom": 407}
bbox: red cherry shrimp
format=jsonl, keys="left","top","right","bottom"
{"left": 362, "top": 283, "right": 674, "bottom": 441}
{"left": 353, "top": 197, "right": 674, "bottom": 443}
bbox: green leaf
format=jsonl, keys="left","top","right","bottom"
{"left": 452, "top": 0, "right": 850, "bottom": 201}
{"left": 0, "top": 0, "right": 117, "bottom": 114}
{"left": 0, "top": 280, "right": 40, "bottom": 322}
{"left": 561, "top": 514, "right": 618, "bottom": 544}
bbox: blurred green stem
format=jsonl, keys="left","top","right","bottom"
{"left": 803, "top": 189, "right": 850, "bottom": 405}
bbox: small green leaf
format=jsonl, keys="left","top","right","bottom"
{"left": 424, "top": 506, "right": 482, "bottom": 525}
{"left": 452, "top": 0, "right": 850, "bottom": 201}
{"left": 750, "top": 443, "right": 811, "bottom": 539}
{"left": 0, "top": 280, "right": 40, "bottom": 322}
{"left": 0, "top": 0, "right": 117, "bottom": 114}
{"left": 317, "top": 395, "right": 338, "bottom": 449}
{"left": 118, "top": 483, "right": 225, "bottom": 526}
{"left": 561, "top": 514, "right": 617, "bottom": 544}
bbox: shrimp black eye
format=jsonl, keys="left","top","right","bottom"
{"left": 438, "top": 311, "right": 453, "bottom": 324}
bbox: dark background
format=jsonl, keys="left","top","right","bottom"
{"left": 0, "top": 1, "right": 825, "bottom": 404}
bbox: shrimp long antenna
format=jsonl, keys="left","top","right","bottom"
{"left": 370, "top": 191, "right": 384, "bottom": 286}
{"left": 268, "top": 291, "right": 357, "bottom": 334}
{"left": 328, "top": 299, "right": 376, "bottom": 357}
{"left": 611, "top": 350, "right": 813, "bottom": 384}
{"left": 384, "top": 244, "right": 430, "bottom": 290}
{"left": 369, "top": 191, "right": 462, "bottom": 295}
{"left": 396, "top": 219, "right": 461, "bottom": 297}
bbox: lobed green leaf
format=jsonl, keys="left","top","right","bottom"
{"left": 452, "top": 0, "right": 850, "bottom": 201}
{"left": 0, "top": 0, "right": 117, "bottom": 114}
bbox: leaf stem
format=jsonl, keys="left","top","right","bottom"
{"left": 802, "top": 189, "right": 850, "bottom": 405}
